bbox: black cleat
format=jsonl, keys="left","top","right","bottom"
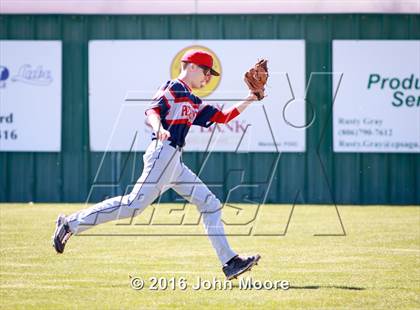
{"left": 52, "top": 214, "right": 72, "bottom": 254}
{"left": 222, "top": 254, "right": 261, "bottom": 280}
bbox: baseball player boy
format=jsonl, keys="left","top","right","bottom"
{"left": 53, "top": 50, "right": 265, "bottom": 280}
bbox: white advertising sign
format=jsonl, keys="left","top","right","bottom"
{"left": 0, "top": 41, "right": 62, "bottom": 152}
{"left": 333, "top": 40, "right": 420, "bottom": 153}
{"left": 89, "top": 40, "right": 306, "bottom": 152}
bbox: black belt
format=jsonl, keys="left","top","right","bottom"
{"left": 151, "top": 138, "right": 181, "bottom": 149}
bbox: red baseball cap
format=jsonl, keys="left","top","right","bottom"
{"left": 181, "top": 50, "right": 220, "bottom": 76}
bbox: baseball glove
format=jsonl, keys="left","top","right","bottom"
{"left": 244, "top": 59, "right": 269, "bottom": 100}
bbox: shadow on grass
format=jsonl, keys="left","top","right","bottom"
{"left": 230, "top": 284, "right": 366, "bottom": 291}
{"left": 289, "top": 285, "right": 366, "bottom": 291}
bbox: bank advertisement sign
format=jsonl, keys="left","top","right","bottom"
{"left": 333, "top": 40, "right": 420, "bottom": 153}
{"left": 89, "top": 40, "right": 306, "bottom": 152}
{"left": 0, "top": 41, "right": 62, "bottom": 152}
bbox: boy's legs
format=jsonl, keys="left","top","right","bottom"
{"left": 66, "top": 141, "right": 181, "bottom": 234}
{"left": 171, "top": 163, "right": 237, "bottom": 265}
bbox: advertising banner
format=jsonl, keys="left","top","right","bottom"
{"left": 89, "top": 40, "right": 306, "bottom": 152}
{"left": 0, "top": 40, "right": 62, "bottom": 152}
{"left": 333, "top": 40, "right": 420, "bottom": 153}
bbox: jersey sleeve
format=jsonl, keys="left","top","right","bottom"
{"left": 192, "top": 104, "right": 220, "bottom": 128}
{"left": 145, "top": 81, "right": 171, "bottom": 117}
{"left": 167, "top": 81, "right": 188, "bottom": 101}
{"left": 147, "top": 96, "right": 170, "bottom": 117}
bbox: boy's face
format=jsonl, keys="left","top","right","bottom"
{"left": 189, "top": 64, "right": 212, "bottom": 89}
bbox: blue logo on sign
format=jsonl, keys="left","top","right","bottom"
{"left": 11, "top": 64, "right": 53, "bottom": 86}
{"left": 0, "top": 66, "right": 10, "bottom": 88}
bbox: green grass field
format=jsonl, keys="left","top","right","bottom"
{"left": 0, "top": 203, "right": 419, "bottom": 309}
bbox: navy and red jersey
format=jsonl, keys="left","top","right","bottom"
{"left": 145, "top": 79, "right": 239, "bottom": 147}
